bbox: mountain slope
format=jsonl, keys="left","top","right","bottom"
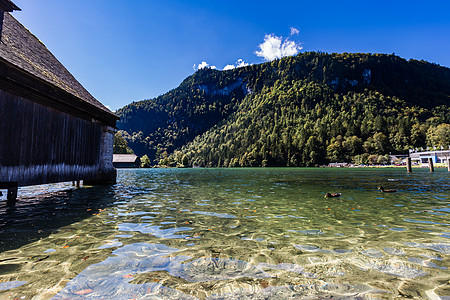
{"left": 116, "top": 52, "right": 450, "bottom": 166}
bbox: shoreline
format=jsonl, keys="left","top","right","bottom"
{"left": 144, "top": 164, "right": 449, "bottom": 169}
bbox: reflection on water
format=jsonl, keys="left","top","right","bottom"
{"left": 0, "top": 183, "right": 116, "bottom": 252}
{"left": 0, "top": 168, "right": 449, "bottom": 299}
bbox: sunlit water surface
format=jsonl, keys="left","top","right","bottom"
{"left": 0, "top": 168, "right": 449, "bottom": 299}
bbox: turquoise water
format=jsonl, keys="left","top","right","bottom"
{"left": 0, "top": 168, "right": 449, "bottom": 299}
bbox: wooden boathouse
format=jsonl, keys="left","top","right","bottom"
{"left": 0, "top": 1, "right": 119, "bottom": 203}
{"left": 113, "top": 154, "right": 141, "bottom": 168}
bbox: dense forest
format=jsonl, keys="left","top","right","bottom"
{"left": 115, "top": 52, "right": 450, "bottom": 167}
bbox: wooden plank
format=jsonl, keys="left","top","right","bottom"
{"left": 0, "top": 182, "right": 18, "bottom": 188}
{"left": 0, "top": 88, "right": 103, "bottom": 186}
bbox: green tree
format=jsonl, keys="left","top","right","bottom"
{"left": 411, "top": 124, "right": 428, "bottom": 147}
{"left": 343, "top": 136, "right": 363, "bottom": 156}
{"left": 326, "top": 135, "right": 345, "bottom": 162}
{"left": 373, "top": 132, "right": 389, "bottom": 154}
{"left": 113, "top": 132, "right": 134, "bottom": 154}
{"left": 140, "top": 155, "right": 151, "bottom": 168}
{"left": 427, "top": 124, "right": 450, "bottom": 148}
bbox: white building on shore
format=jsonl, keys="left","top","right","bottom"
{"left": 409, "top": 148, "right": 450, "bottom": 165}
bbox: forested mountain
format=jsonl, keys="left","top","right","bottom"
{"left": 116, "top": 52, "right": 450, "bottom": 167}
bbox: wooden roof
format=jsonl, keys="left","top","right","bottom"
{"left": 0, "top": 11, "right": 118, "bottom": 124}
{"left": 0, "top": 0, "right": 20, "bottom": 12}
{"left": 113, "top": 154, "right": 140, "bottom": 163}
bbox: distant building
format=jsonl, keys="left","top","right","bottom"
{"left": 113, "top": 154, "right": 141, "bottom": 168}
{"left": 390, "top": 154, "right": 409, "bottom": 165}
{"left": 409, "top": 148, "right": 450, "bottom": 165}
{"left": 327, "top": 162, "right": 350, "bottom": 168}
{"left": 0, "top": 1, "right": 118, "bottom": 202}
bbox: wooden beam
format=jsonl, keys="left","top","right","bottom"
{"left": 0, "top": 182, "right": 18, "bottom": 188}
{"left": 7, "top": 186, "right": 17, "bottom": 204}
{"left": 2, "top": 182, "right": 18, "bottom": 206}
{"left": 428, "top": 157, "right": 434, "bottom": 172}
{"left": 406, "top": 157, "right": 412, "bottom": 172}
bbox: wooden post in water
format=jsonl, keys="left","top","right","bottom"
{"left": 7, "top": 188, "right": 17, "bottom": 206}
{"left": 1, "top": 182, "right": 18, "bottom": 206}
{"left": 406, "top": 157, "right": 412, "bottom": 172}
{"left": 448, "top": 157, "right": 450, "bottom": 172}
{"left": 428, "top": 158, "right": 434, "bottom": 172}
{"left": 76, "top": 180, "right": 81, "bottom": 188}
{"left": 6, "top": 183, "right": 18, "bottom": 207}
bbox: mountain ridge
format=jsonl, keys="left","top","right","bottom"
{"left": 116, "top": 52, "right": 450, "bottom": 167}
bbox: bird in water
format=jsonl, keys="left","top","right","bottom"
{"left": 324, "top": 192, "right": 341, "bottom": 198}
{"left": 378, "top": 186, "right": 397, "bottom": 193}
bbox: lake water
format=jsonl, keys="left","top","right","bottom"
{"left": 0, "top": 168, "right": 449, "bottom": 299}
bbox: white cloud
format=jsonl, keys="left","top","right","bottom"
{"left": 223, "top": 59, "right": 249, "bottom": 71}
{"left": 236, "top": 59, "right": 249, "bottom": 68}
{"left": 223, "top": 64, "right": 235, "bottom": 71}
{"left": 255, "top": 34, "right": 302, "bottom": 61}
{"left": 290, "top": 27, "right": 299, "bottom": 36}
{"left": 193, "top": 61, "right": 217, "bottom": 71}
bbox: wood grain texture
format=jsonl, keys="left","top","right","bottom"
{"left": 0, "top": 89, "right": 103, "bottom": 186}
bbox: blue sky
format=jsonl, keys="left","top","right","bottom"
{"left": 12, "top": 0, "right": 450, "bottom": 111}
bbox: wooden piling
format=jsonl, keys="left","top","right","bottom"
{"left": 406, "top": 157, "right": 412, "bottom": 172}
{"left": 0, "top": 182, "right": 18, "bottom": 206}
{"left": 76, "top": 180, "right": 80, "bottom": 188}
{"left": 6, "top": 186, "right": 18, "bottom": 206}
{"left": 428, "top": 158, "right": 434, "bottom": 172}
{"left": 448, "top": 158, "right": 450, "bottom": 172}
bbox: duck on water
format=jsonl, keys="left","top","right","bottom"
{"left": 378, "top": 186, "right": 397, "bottom": 193}
{"left": 324, "top": 193, "right": 341, "bottom": 198}
{"left": 324, "top": 186, "right": 398, "bottom": 197}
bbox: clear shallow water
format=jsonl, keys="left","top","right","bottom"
{"left": 0, "top": 168, "right": 449, "bottom": 299}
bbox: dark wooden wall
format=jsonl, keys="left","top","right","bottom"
{"left": 113, "top": 162, "right": 139, "bottom": 168}
{"left": 0, "top": 89, "right": 102, "bottom": 186}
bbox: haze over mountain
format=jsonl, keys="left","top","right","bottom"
{"left": 116, "top": 52, "right": 450, "bottom": 167}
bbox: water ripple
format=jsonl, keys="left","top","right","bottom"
{"left": 118, "top": 223, "right": 192, "bottom": 239}
{"left": 0, "top": 281, "right": 27, "bottom": 291}
{"left": 191, "top": 211, "right": 237, "bottom": 219}
{"left": 405, "top": 242, "right": 450, "bottom": 254}
{"left": 53, "top": 243, "right": 270, "bottom": 299}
